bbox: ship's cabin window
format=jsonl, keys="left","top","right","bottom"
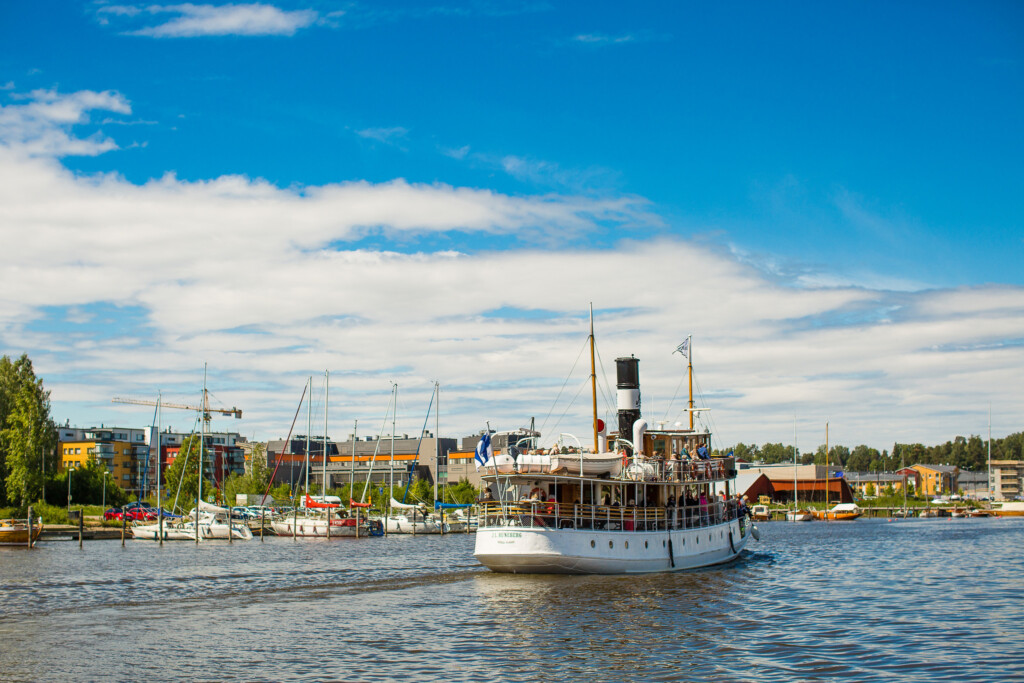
{"left": 650, "top": 436, "right": 666, "bottom": 458}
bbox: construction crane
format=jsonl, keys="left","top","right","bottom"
{"left": 112, "top": 396, "right": 242, "bottom": 420}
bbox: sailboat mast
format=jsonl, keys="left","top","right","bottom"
{"left": 351, "top": 419, "right": 357, "bottom": 496}
{"left": 155, "top": 395, "right": 161, "bottom": 544}
{"left": 793, "top": 417, "right": 798, "bottom": 511}
{"left": 434, "top": 382, "right": 440, "bottom": 505}
{"left": 824, "top": 421, "right": 829, "bottom": 511}
{"left": 589, "top": 304, "right": 598, "bottom": 453}
{"left": 305, "top": 376, "right": 311, "bottom": 498}
{"left": 688, "top": 335, "right": 694, "bottom": 431}
{"left": 323, "top": 370, "right": 329, "bottom": 499}
{"left": 390, "top": 384, "right": 397, "bottom": 495}
{"left": 988, "top": 403, "right": 993, "bottom": 501}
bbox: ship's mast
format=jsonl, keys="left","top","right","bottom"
{"left": 688, "top": 335, "right": 694, "bottom": 431}
{"left": 589, "top": 303, "right": 598, "bottom": 453}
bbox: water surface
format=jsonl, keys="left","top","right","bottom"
{"left": 1, "top": 518, "right": 1022, "bottom": 681}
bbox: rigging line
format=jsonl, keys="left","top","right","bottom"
{"left": 538, "top": 337, "right": 590, "bottom": 436}
{"left": 662, "top": 370, "right": 687, "bottom": 423}
{"left": 359, "top": 388, "right": 397, "bottom": 504}
{"left": 170, "top": 412, "right": 202, "bottom": 513}
{"left": 546, "top": 377, "right": 593, "bottom": 446}
{"left": 593, "top": 341, "right": 616, "bottom": 422}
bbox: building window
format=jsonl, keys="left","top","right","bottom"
{"left": 75, "top": 448, "right": 81, "bottom": 454}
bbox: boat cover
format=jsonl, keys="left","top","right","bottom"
{"left": 389, "top": 497, "right": 422, "bottom": 510}
{"left": 349, "top": 498, "right": 372, "bottom": 508}
{"left": 434, "top": 502, "right": 471, "bottom": 509}
{"left": 304, "top": 494, "right": 340, "bottom": 508}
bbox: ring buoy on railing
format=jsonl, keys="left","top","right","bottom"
{"left": 619, "top": 449, "right": 628, "bottom": 468}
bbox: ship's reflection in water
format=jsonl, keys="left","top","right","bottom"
{"left": 1, "top": 520, "right": 1022, "bottom": 681}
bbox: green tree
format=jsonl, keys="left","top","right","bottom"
{"left": 163, "top": 435, "right": 214, "bottom": 510}
{"left": 0, "top": 354, "right": 57, "bottom": 507}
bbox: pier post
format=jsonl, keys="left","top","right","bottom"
{"left": 292, "top": 506, "right": 297, "bottom": 541}
{"left": 326, "top": 508, "right": 331, "bottom": 539}
{"left": 27, "top": 506, "right": 33, "bottom": 549}
{"left": 159, "top": 508, "right": 163, "bottom": 547}
{"left": 260, "top": 509, "right": 265, "bottom": 542}
{"left": 78, "top": 510, "right": 83, "bottom": 548}
{"left": 121, "top": 511, "right": 126, "bottom": 546}
{"left": 355, "top": 509, "right": 360, "bottom": 538}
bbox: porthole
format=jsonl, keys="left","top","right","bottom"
{"left": 661, "top": 540, "right": 665, "bottom": 548}
{"left": 609, "top": 540, "right": 614, "bottom": 549}
{"left": 625, "top": 541, "right": 629, "bottom": 549}
{"left": 709, "top": 534, "right": 712, "bottom": 542}
{"left": 590, "top": 540, "right": 595, "bottom": 548}
{"left": 696, "top": 537, "right": 699, "bottom": 544}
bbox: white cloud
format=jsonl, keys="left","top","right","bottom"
{"left": 355, "top": 126, "right": 409, "bottom": 145}
{"left": 0, "top": 88, "right": 131, "bottom": 157}
{"left": 1, "top": 88, "right": 1021, "bottom": 452}
{"left": 99, "top": 3, "right": 319, "bottom": 38}
{"left": 571, "top": 33, "right": 637, "bottom": 46}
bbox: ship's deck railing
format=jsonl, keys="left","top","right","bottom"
{"left": 492, "top": 456, "right": 733, "bottom": 485}
{"left": 627, "top": 457, "right": 730, "bottom": 484}
{"left": 478, "top": 499, "right": 745, "bottom": 532}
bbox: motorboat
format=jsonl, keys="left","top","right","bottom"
{"left": 0, "top": 518, "right": 43, "bottom": 546}
{"left": 810, "top": 503, "right": 863, "bottom": 521}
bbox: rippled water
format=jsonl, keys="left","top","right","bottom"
{"left": 1, "top": 518, "right": 1022, "bottom": 682}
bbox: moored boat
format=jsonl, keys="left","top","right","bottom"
{"left": 0, "top": 518, "right": 43, "bottom": 546}
{"left": 810, "top": 503, "right": 862, "bottom": 521}
{"left": 990, "top": 501, "right": 1024, "bottom": 518}
{"left": 786, "top": 509, "right": 814, "bottom": 522}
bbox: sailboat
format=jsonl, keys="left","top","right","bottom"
{"left": 786, "top": 419, "right": 813, "bottom": 522}
{"left": 473, "top": 309, "right": 757, "bottom": 574}
{"left": 272, "top": 372, "right": 373, "bottom": 538}
{"left": 808, "top": 423, "right": 862, "bottom": 521}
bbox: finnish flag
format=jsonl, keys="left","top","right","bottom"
{"left": 475, "top": 432, "right": 493, "bottom": 469}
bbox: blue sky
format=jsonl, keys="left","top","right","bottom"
{"left": 0, "top": 1, "right": 1021, "bottom": 451}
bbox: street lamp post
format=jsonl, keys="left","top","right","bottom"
{"left": 67, "top": 467, "right": 72, "bottom": 513}
{"left": 102, "top": 471, "right": 108, "bottom": 510}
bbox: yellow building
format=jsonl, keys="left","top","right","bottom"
{"left": 910, "top": 464, "right": 959, "bottom": 497}
{"left": 58, "top": 426, "right": 150, "bottom": 496}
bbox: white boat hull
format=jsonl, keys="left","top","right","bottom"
{"left": 384, "top": 516, "right": 443, "bottom": 534}
{"left": 271, "top": 517, "right": 361, "bottom": 537}
{"left": 131, "top": 523, "right": 195, "bottom": 541}
{"left": 181, "top": 522, "right": 253, "bottom": 540}
{"left": 474, "top": 518, "right": 750, "bottom": 574}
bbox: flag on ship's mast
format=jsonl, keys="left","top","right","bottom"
{"left": 474, "top": 432, "right": 492, "bottom": 469}
{"left": 674, "top": 338, "right": 690, "bottom": 359}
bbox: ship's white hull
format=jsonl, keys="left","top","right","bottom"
{"left": 475, "top": 518, "right": 750, "bottom": 574}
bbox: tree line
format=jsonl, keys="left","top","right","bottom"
{"left": 720, "top": 432, "right": 1023, "bottom": 472}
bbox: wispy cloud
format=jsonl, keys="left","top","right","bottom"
{"left": 97, "top": 3, "right": 320, "bottom": 38}
{"left": 355, "top": 126, "right": 409, "bottom": 146}
{"left": 572, "top": 33, "right": 637, "bottom": 45}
